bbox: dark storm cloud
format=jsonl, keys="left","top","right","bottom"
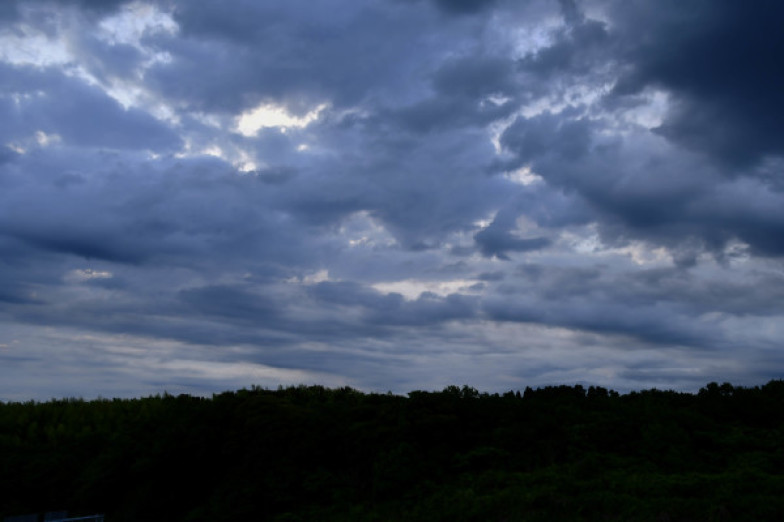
{"left": 474, "top": 219, "right": 550, "bottom": 260}
{"left": 431, "top": 0, "right": 498, "bottom": 15}
{"left": 499, "top": 106, "right": 784, "bottom": 258}
{"left": 0, "top": 150, "right": 325, "bottom": 268}
{"left": 608, "top": 0, "right": 784, "bottom": 166}
{"left": 145, "top": 0, "right": 461, "bottom": 114}
{"left": 8, "top": 231, "right": 146, "bottom": 264}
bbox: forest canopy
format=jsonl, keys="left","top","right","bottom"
{"left": 2, "top": 381, "right": 783, "bottom": 521}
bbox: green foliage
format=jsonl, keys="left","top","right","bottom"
{"left": 0, "top": 381, "right": 783, "bottom": 520}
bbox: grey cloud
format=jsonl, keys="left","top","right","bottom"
{"left": 4, "top": 274, "right": 293, "bottom": 350}
{"left": 277, "top": 125, "right": 507, "bottom": 249}
{"left": 484, "top": 284, "right": 710, "bottom": 349}
{"left": 393, "top": 96, "right": 516, "bottom": 134}
{"left": 253, "top": 166, "right": 298, "bottom": 185}
{"left": 392, "top": 0, "right": 499, "bottom": 16}
{"left": 307, "top": 281, "right": 402, "bottom": 310}
{"left": 500, "top": 110, "right": 593, "bottom": 164}
{"left": 0, "top": 0, "right": 128, "bottom": 22}
{"left": 308, "top": 281, "right": 479, "bottom": 327}
{"left": 0, "top": 148, "right": 20, "bottom": 166}
{"left": 74, "top": 36, "right": 146, "bottom": 82}
{"left": 3, "top": 274, "right": 479, "bottom": 353}
{"left": 0, "top": 64, "right": 181, "bottom": 152}
{"left": 0, "top": 284, "right": 43, "bottom": 305}
{"left": 557, "top": 0, "right": 582, "bottom": 25}
{"left": 485, "top": 262, "right": 784, "bottom": 349}
{"left": 372, "top": 292, "right": 477, "bottom": 326}
{"left": 391, "top": 55, "right": 520, "bottom": 133}
{"left": 433, "top": 56, "right": 515, "bottom": 99}
{"left": 0, "top": 3, "right": 18, "bottom": 21}
{"left": 179, "top": 285, "right": 281, "bottom": 324}
{"left": 517, "top": 17, "right": 610, "bottom": 79}
{"left": 625, "top": 268, "right": 784, "bottom": 318}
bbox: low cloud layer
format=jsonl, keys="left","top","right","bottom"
{"left": 1, "top": 0, "right": 783, "bottom": 400}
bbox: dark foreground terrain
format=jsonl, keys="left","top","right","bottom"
{"left": 1, "top": 381, "right": 783, "bottom": 521}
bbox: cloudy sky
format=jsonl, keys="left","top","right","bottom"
{"left": 1, "top": 0, "right": 783, "bottom": 400}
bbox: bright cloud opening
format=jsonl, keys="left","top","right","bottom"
{"left": 504, "top": 166, "right": 543, "bottom": 185}
{"left": 372, "top": 279, "right": 481, "bottom": 300}
{"left": 236, "top": 103, "right": 328, "bottom": 137}
{"left": 65, "top": 269, "right": 114, "bottom": 284}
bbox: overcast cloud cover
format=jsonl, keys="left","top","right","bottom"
{"left": 2, "top": 0, "right": 784, "bottom": 400}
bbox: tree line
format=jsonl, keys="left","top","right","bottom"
{"left": 1, "top": 381, "right": 783, "bottom": 521}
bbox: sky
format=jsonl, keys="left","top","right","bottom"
{"left": 1, "top": 0, "right": 784, "bottom": 400}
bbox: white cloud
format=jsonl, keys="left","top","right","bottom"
{"left": 97, "top": 2, "right": 178, "bottom": 46}
{"left": 35, "top": 130, "right": 62, "bottom": 147}
{"left": 0, "top": 28, "right": 72, "bottom": 67}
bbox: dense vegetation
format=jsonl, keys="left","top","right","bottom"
{"left": 1, "top": 381, "right": 783, "bottom": 521}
